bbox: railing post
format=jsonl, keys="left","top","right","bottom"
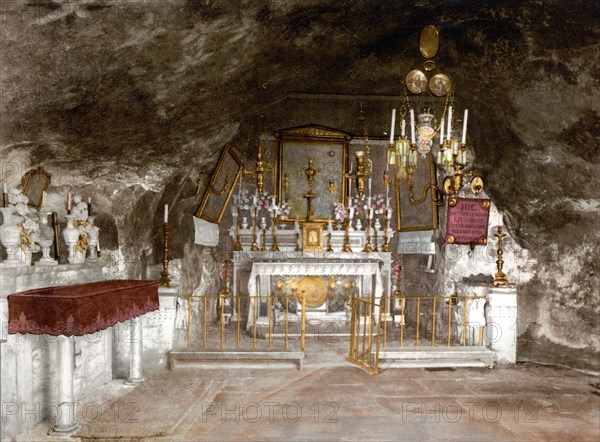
{"left": 187, "top": 295, "right": 191, "bottom": 349}
{"left": 301, "top": 294, "right": 306, "bottom": 352}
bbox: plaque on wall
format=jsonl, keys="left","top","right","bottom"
{"left": 446, "top": 198, "right": 490, "bottom": 245}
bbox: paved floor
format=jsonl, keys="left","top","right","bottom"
{"left": 14, "top": 340, "right": 600, "bottom": 441}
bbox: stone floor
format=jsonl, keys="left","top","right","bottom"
{"left": 13, "top": 339, "right": 600, "bottom": 442}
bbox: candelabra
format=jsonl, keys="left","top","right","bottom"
{"left": 493, "top": 226, "right": 510, "bottom": 287}
{"left": 342, "top": 208, "right": 352, "bottom": 252}
{"left": 159, "top": 221, "right": 171, "bottom": 287}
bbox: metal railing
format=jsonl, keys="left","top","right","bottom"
{"left": 381, "top": 295, "right": 488, "bottom": 349}
{"left": 180, "top": 294, "right": 307, "bottom": 351}
{"left": 347, "top": 297, "right": 385, "bottom": 374}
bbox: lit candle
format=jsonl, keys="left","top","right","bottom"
{"left": 440, "top": 114, "right": 445, "bottom": 145}
{"left": 410, "top": 109, "right": 415, "bottom": 144}
{"left": 164, "top": 204, "right": 168, "bottom": 223}
{"left": 389, "top": 108, "right": 396, "bottom": 144}
{"left": 447, "top": 105, "right": 452, "bottom": 140}
{"left": 67, "top": 192, "right": 72, "bottom": 211}
{"left": 401, "top": 119, "right": 406, "bottom": 138}
{"left": 461, "top": 109, "right": 469, "bottom": 144}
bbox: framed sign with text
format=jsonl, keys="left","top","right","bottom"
{"left": 446, "top": 198, "right": 490, "bottom": 245}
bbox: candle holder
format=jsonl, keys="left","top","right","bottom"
{"left": 271, "top": 214, "right": 279, "bottom": 252}
{"left": 159, "top": 222, "right": 171, "bottom": 287}
{"left": 326, "top": 232, "right": 333, "bottom": 252}
{"left": 373, "top": 227, "right": 378, "bottom": 252}
{"left": 382, "top": 212, "right": 390, "bottom": 252}
{"left": 3, "top": 192, "right": 8, "bottom": 208}
{"left": 295, "top": 232, "right": 300, "bottom": 252}
{"left": 342, "top": 208, "right": 353, "bottom": 252}
{"left": 362, "top": 211, "right": 373, "bottom": 252}
{"left": 493, "top": 226, "right": 510, "bottom": 287}
{"left": 251, "top": 207, "right": 259, "bottom": 251}
{"left": 234, "top": 207, "right": 243, "bottom": 251}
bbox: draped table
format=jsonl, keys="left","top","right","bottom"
{"left": 7, "top": 280, "right": 159, "bottom": 435}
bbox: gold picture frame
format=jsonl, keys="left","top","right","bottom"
{"left": 395, "top": 154, "right": 439, "bottom": 232}
{"left": 21, "top": 166, "right": 51, "bottom": 211}
{"left": 195, "top": 144, "right": 244, "bottom": 224}
{"left": 302, "top": 222, "right": 324, "bottom": 252}
{"left": 275, "top": 125, "right": 350, "bottom": 223}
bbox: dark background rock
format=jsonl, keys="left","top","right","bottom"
{"left": 1, "top": 0, "right": 598, "bottom": 370}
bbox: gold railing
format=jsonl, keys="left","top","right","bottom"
{"left": 381, "top": 295, "right": 488, "bottom": 349}
{"left": 347, "top": 297, "right": 385, "bottom": 374}
{"left": 180, "top": 294, "right": 307, "bottom": 351}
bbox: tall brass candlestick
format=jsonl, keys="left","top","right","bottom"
{"left": 493, "top": 226, "right": 510, "bottom": 287}
{"left": 271, "top": 214, "right": 279, "bottom": 252}
{"left": 363, "top": 211, "right": 373, "bottom": 252}
{"left": 382, "top": 211, "right": 390, "bottom": 252}
{"left": 234, "top": 207, "right": 242, "bottom": 251}
{"left": 159, "top": 222, "right": 171, "bottom": 287}
{"left": 251, "top": 206, "right": 259, "bottom": 251}
{"left": 260, "top": 229, "right": 267, "bottom": 252}
{"left": 342, "top": 208, "right": 352, "bottom": 252}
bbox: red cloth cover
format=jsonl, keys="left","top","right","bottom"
{"left": 8, "top": 280, "right": 159, "bottom": 336}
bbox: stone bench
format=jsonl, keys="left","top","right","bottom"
{"left": 168, "top": 348, "right": 304, "bottom": 370}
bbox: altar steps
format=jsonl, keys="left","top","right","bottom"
{"left": 375, "top": 346, "right": 496, "bottom": 369}
{"left": 168, "top": 348, "right": 305, "bottom": 370}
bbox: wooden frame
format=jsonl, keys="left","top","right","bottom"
{"left": 302, "top": 222, "right": 324, "bottom": 252}
{"left": 21, "top": 166, "right": 51, "bottom": 211}
{"left": 395, "top": 153, "right": 439, "bottom": 232}
{"left": 195, "top": 144, "right": 244, "bottom": 224}
{"left": 275, "top": 125, "right": 351, "bottom": 223}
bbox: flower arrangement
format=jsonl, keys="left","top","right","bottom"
{"left": 255, "top": 191, "right": 273, "bottom": 211}
{"left": 239, "top": 189, "right": 254, "bottom": 210}
{"left": 351, "top": 195, "right": 366, "bottom": 219}
{"left": 370, "top": 193, "right": 387, "bottom": 215}
{"left": 333, "top": 201, "right": 346, "bottom": 221}
{"left": 277, "top": 202, "right": 291, "bottom": 220}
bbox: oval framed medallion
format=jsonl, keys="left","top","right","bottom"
{"left": 296, "top": 276, "right": 328, "bottom": 307}
{"left": 406, "top": 69, "right": 428, "bottom": 94}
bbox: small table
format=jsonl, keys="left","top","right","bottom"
{"left": 8, "top": 279, "right": 159, "bottom": 435}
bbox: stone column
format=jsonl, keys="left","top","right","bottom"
{"left": 486, "top": 287, "right": 518, "bottom": 364}
{"left": 49, "top": 335, "right": 78, "bottom": 435}
{"left": 125, "top": 316, "right": 145, "bottom": 385}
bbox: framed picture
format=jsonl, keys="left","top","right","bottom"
{"left": 21, "top": 167, "right": 51, "bottom": 210}
{"left": 302, "top": 222, "right": 324, "bottom": 252}
{"left": 195, "top": 144, "right": 244, "bottom": 224}
{"left": 395, "top": 153, "right": 439, "bottom": 232}
{"left": 275, "top": 125, "right": 351, "bottom": 222}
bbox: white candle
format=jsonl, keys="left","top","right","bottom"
{"left": 97, "top": 237, "right": 100, "bottom": 251}
{"left": 67, "top": 192, "right": 72, "bottom": 211}
{"left": 368, "top": 178, "right": 372, "bottom": 199}
{"left": 390, "top": 108, "right": 396, "bottom": 144}
{"left": 347, "top": 177, "right": 352, "bottom": 207}
{"left": 238, "top": 172, "right": 242, "bottom": 201}
{"left": 2, "top": 182, "right": 6, "bottom": 194}
{"left": 410, "top": 109, "right": 415, "bottom": 144}
{"left": 447, "top": 105, "right": 452, "bottom": 140}
{"left": 401, "top": 119, "right": 406, "bottom": 137}
{"left": 88, "top": 197, "right": 91, "bottom": 204}
{"left": 164, "top": 204, "right": 168, "bottom": 223}
{"left": 41, "top": 191, "right": 46, "bottom": 209}
{"left": 440, "top": 114, "right": 445, "bottom": 145}
{"left": 461, "top": 109, "right": 469, "bottom": 144}
{"left": 387, "top": 208, "right": 392, "bottom": 219}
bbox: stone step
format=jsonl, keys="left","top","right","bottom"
{"left": 375, "top": 347, "right": 496, "bottom": 369}
{"left": 168, "top": 348, "right": 304, "bottom": 370}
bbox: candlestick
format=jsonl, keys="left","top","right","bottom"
{"left": 410, "top": 109, "right": 415, "bottom": 144}
{"left": 238, "top": 171, "right": 242, "bottom": 201}
{"left": 461, "top": 109, "right": 469, "bottom": 144}
{"left": 447, "top": 105, "right": 452, "bottom": 140}
{"left": 347, "top": 177, "right": 352, "bottom": 207}
{"left": 382, "top": 210, "right": 390, "bottom": 252}
{"left": 164, "top": 204, "right": 168, "bottom": 223}
{"left": 2, "top": 182, "right": 6, "bottom": 194}
{"left": 271, "top": 211, "right": 279, "bottom": 252}
{"left": 234, "top": 207, "right": 242, "bottom": 251}
{"left": 159, "top": 221, "right": 171, "bottom": 287}
{"left": 362, "top": 208, "right": 373, "bottom": 252}
{"left": 52, "top": 212, "right": 60, "bottom": 260}
{"left": 3, "top": 183, "right": 8, "bottom": 207}
{"left": 342, "top": 207, "right": 352, "bottom": 252}
{"left": 389, "top": 108, "right": 396, "bottom": 144}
